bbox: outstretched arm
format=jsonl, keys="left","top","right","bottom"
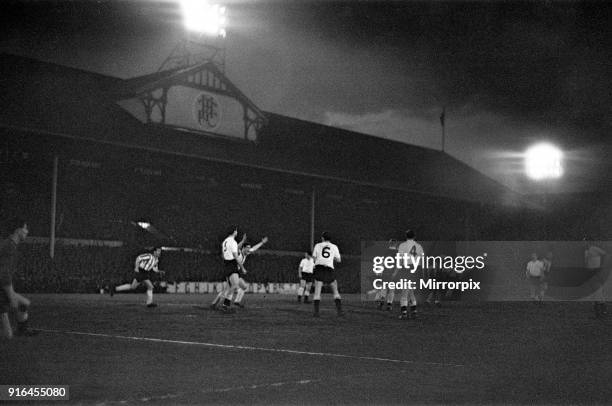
{"left": 248, "top": 236, "right": 269, "bottom": 254}
{"left": 237, "top": 234, "right": 248, "bottom": 250}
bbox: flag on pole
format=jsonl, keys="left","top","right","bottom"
{"left": 440, "top": 107, "right": 446, "bottom": 152}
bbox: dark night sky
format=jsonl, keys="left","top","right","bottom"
{"left": 1, "top": 1, "right": 611, "bottom": 194}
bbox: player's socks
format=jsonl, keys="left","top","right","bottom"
{"left": 410, "top": 304, "right": 417, "bottom": 315}
{"left": 386, "top": 302, "right": 392, "bottom": 311}
{"left": 334, "top": 298, "right": 344, "bottom": 316}
{"left": 399, "top": 305, "right": 408, "bottom": 319}
{"left": 15, "top": 305, "right": 32, "bottom": 329}
{"left": 220, "top": 297, "right": 235, "bottom": 313}
{"left": 17, "top": 304, "right": 28, "bottom": 320}
{"left": 212, "top": 291, "right": 224, "bottom": 306}
{"left": 298, "top": 286, "right": 304, "bottom": 296}
{"left": 313, "top": 300, "right": 320, "bottom": 317}
{"left": 303, "top": 294, "right": 310, "bottom": 304}
{"left": 115, "top": 283, "right": 132, "bottom": 292}
{"left": 234, "top": 289, "right": 245, "bottom": 308}
{"left": 16, "top": 319, "right": 38, "bottom": 336}
{"left": 235, "top": 288, "right": 245, "bottom": 303}
{"left": 297, "top": 295, "right": 302, "bottom": 303}
{"left": 146, "top": 289, "right": 153, "bottom": 305}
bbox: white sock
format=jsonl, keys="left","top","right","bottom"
{"left": 298, "top": 287, "right": 304, "bottom": 296}
{"left": 235, "top": 288, "right": 245, "bottom": 303}
{"left": 146, "top": 289, "right": 153, "bottom": 305}
{"left": 17, "top": 311, "right": 28, "bottom": 323}
{"left": 212, "top": 291, "right": 224, "bottom": 305}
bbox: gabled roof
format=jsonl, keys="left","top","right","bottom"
{"left": 117, "top": 61, "right": 266, "bottom": 123}
{"left": 0, "top": 53, "right": 526, "bottom": 207}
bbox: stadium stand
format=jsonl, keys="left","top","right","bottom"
{"left": 2, "top": 53, "right": 609, "bottom": 294}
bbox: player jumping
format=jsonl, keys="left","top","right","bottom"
{"left": 211, "top": 235, "right": 268, "bottom": 309}
{"left": 218, "top": 227, "right": 247, "bottom": 313}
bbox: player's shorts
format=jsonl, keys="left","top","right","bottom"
{"left": 301, "top": 272, "right": 314, "bottom": 283}
{"left": 528, "top": 275, "right": 543, "bottom": 286}
{"left": 224, "top": 259, "right": 239, "bottom": 278}
{"left": 314, "top": 265, "right": 336, "bottom": 284}
{"left": 135, "top": 270, "right": 158, "bottom": 283}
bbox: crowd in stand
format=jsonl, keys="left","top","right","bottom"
{"left": 3, "top": 151, "right": 612, "bottom": 294}
{"left": 10, "top": 244, "right": 361, "bottom": 293}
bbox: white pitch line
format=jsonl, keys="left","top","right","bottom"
{"left": 37, "top": 328, "right": 464, "bottom": 367}
{"left": 94, "top": 373, "right": 409, "bottom": 405}
{"left": 103, "top": 372, "right": 386, "bottom": 404}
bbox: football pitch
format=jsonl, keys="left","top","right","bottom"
{"left": 1, "top": 293, "right": 610, "bottom": 405}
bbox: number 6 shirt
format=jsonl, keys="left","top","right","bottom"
{"left": 313, "top": 241, "right": 341, "bottom": 269}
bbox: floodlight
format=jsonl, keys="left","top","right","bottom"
{"left": 180, "top": 0, "right": 227, "bottom": 37}
{"left": 137, "top": 222, "right": 151, "bottom": 230}
{"left": 525, "top": 143, "right": 564, "bottom": 180}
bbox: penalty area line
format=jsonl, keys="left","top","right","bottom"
{"left": 37, "top": 328, "right": 464, "bottom": 368}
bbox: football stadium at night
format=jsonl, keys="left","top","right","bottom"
{"left": 1, "top": 1, "right": 611, "bottom": 404}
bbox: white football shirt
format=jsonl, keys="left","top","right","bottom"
{"left": 222, "top": 236, "right": 238, "bottom": 261}
{"left": 397, "top": 239, "right": 424, "bottom": 273}
{"left": 585, "top": 245, "right": 606, "bottom": 269}
{"left": 299, "top": 257, "right": 314, "bottom": 274}
{"left": 313, "top": 241, "right": 340, "bottom": 269}
{"left": 526, "top": 260, "right": 544, "bottom": 277}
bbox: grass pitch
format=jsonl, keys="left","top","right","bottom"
{"left": 1, "top": 293, "right": 610, "bottom": 405}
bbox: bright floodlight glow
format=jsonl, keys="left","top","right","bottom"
{"left": 180, "top": 0, "right": 227, "bottom": 37}
{"left": 137, "top": 222, "right": 151, "bottom": 230}
{"left": 525, "top": 143, "right": 564, "bottom": 180}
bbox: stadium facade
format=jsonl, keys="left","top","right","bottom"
{"left": 0, "top": 53, "right": 551, "bottom": 292}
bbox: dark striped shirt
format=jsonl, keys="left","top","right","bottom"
{"left": 135, "top": 253, "right": 159, "bottom": 272}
